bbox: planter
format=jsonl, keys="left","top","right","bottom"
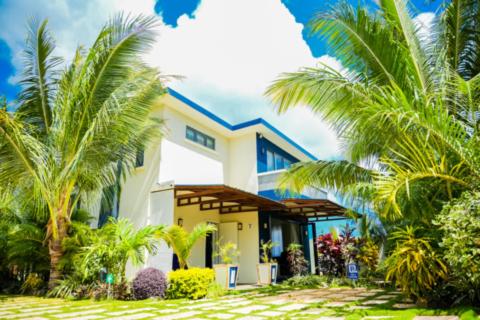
{"left": 256, "top": 263, "right": 278, "bottom": 285}
{"left": 213, "top": 264, "right": 239, "bottom": 289}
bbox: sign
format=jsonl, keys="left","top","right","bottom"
{"left": 106, "top": 273, "right": 115, "bottom": 284}
{"left": 347, "top": 263, "right": 359, "bottom": 280}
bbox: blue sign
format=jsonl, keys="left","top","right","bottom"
{"left": 347, "top": 263, "right": 359, "bottom": 280}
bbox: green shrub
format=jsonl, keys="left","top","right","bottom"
{"left": 21, "top": 273, "right": 45, "bottom": 295}
{"left": 384, "top": 226, "right": 447, "bottom": 300}
{"left": 206, "top": 282, "right": 226, "bottom": 299}
{"left": 284, "top": 275, "right": 328, "bottom": 288}
{"left": 167, "top": 268, "right": 214, "bottom": 300}
{"left": 435, "top": 191, "right": 480, "bottom": 304}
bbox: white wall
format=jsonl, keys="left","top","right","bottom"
{"left": 228, "top": 133, "right": 258, "bottom": 193}
{"left": 220, "top": 212, "right": 259, "bottom": 284}
{"left": 158, "top": 107, "right": 229, "bottom": 185}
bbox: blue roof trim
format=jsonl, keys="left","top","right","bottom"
{"left": 167, "top": 87, "right": 317, "bottom": 161}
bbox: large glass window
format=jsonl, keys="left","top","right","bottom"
{"left": 267, "top": 150, "right": 275, "bottom": 171}
{"left": 186, "top": 126, "right": 216, "bottom": 150}
{"left": 265, "top": 149, "right": 293, "bottom": 172}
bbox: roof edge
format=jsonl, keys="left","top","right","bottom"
{"left": 166, "top": 87, "right": 317, "bottom": 161}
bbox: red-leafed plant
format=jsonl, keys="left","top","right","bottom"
{"left": 317, "top": 225, "right": 359, "bottom": 276}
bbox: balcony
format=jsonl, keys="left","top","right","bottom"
{"left": 257, "top": 170, "right": 328, "bottom": 200}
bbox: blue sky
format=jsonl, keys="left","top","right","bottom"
{"left": 0, "top": 0, "right": 439, "bottom": 159}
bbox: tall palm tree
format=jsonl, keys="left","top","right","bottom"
{"left": 158, "top": 223, "right": 217, "bottom": 269}
{"left": 0, "top": 15, "right": 165, "bottom": 288}
{"left": 266, "top": 0, "right": 480, "bottom": 223}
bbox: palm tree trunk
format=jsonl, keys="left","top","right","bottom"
{"left": 47, "top": 216, "right": 68, "bottom": 290}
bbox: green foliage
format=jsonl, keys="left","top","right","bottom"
{"left": 357, "top": 239, "right": 380, "bottom": 273}
{"left": 260, "top": 240, "right": 277, "bottom": 263}
{"left": 0, "top": 14, "right": 166, "bottom": 288}
{"left": 158, "top": 223, "right": 216, "bottom": 269}
{"left": 75, "top": 218, "right": 162, "bottom": 284}
{"left": 167, "top": 268, "right": 215, "bottom": 300}
{"left": 21, "top": 273, "right": 45, "bottom": 295}
{"left": 284, "top": 275, "right": 328, "bottom": 288}
{"left": 286, "top": 243, "right": 308, "bottom": 276}
{"left": 384, "top": 226, "right": 448, "bottom": 300}
{"left": 206, "top": 281, "right": 226, "bottom": 299}
{"left": 266, "top": 0, "right": 480, "bottom": 224}
{"left": 214, "top": 241, "right": 240, "bottom": 264}
{"left": 435, "top": 191, "right": 480, "bottom": 304}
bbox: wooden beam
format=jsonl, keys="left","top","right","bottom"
{"left": 176, "top": 189, "right": 224, "bottom": 199}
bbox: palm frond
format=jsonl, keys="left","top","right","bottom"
{"left": 17, "top": 19, "right": 62, "bottom": 135}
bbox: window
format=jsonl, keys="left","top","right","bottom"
{"left": 186, "top": 126, "right": 215, "bottom": 150}
{"left": 265, "top": 149, "right": 293, "bottom": 171}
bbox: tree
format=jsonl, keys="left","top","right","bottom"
{"left": 75, "top": 218, "right": 163, "bottom": 284}
{"left": 0, "top": 15, "right": 165, "bottom": 289}
{"left": 158, "top": 223, "right": 216, "bottom": 269}
{"left": 266, "top": 0, "right": 480, "bottom": 222}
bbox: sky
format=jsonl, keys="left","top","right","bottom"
{"left": 0, "top": 0, "right": 440, "bottom": 160}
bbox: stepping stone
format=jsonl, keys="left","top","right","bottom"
{"left": 231, "top": 305, "right": 269, "bottom": 314}
{"left": 185, "top": 302, "right": 218, "bottom": 310}
{"left": 0, "top": 312, "right": 13, "bottom": 316}
{"left": 54, "top": 309, "right": 107, "bottom": 318}
{"left": 324, "top": 301, "right": 348, "bottom": 307}
{"left": 357, "top": 292, "right": 377, "bottom": 297}
{"left": 2, "top": 309, "right": 62, "bottom": 319}
{"left": 305, "top": 298, "right": 326, "bottom": 303}
{"left": 413, "top": 317, "right": 459, "bottom": 320}
{"left": 64, "top": 316, "right": 103, "bottom": 320}
{"left": 207, "top": 314, "right": 235, "bottom": 319}
{"left": 302, "top": 308, "right": 328, "bottom": 314}
{"left": 107, "top": 308, "right": 156, "bottom": 316}
{"left": 22, "top": 318, "right": 50, "bottom": 320}
{"left": 152, "top": 311, "right": 201, "bottom": 320}
{"left": 115, "top": 314, "right": 156, "bottom": 320}
{"left": 362, "top": 300, "right": 389, "bottom": 305}
{"left": 155, "top": 309, "right": 177, "bottom": 314}
{"left": 228, "top": 301, "right": 252, "bottom": 307}
{"left": 392, "top": 303, "right": 416, "bottom": 309}
{"left": 316, "top": 317, "right": 345, "bottom": 320}
{"left": 348, "top": 306, "right": 371, "bottom": 310}
{"left": 375, "top": 295, "right": 396, "bottom": 300}
{"left": 21, "top": 306, "right": 63, "bottom": 313}
{"left": 341, "top": 296, "right": 361, "bottom": 301}
{"left": 264, "top": 299, "right": 288, "bottom": 305}
{"left": 277, "top": 304, "right": 307, "bottom": 311}
{"left": 258, "top": 311, "right": 284, "bottom": 317}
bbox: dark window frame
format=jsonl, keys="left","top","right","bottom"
{"left": 186, "top": 126, "right": 216, "bottom": 150}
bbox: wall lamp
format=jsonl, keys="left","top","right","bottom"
{"left": 177, "top": 218, "right": 183, "bottom": 226}
{"left": 237, "top": 222, "right": 243, "bottom": 231}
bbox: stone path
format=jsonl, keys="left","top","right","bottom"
{"left": 0, "top": 288, "right": 464, "bottom": 320}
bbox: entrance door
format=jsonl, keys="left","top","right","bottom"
{"left": 205, "top": 222, "right": 219, "bottom": 268}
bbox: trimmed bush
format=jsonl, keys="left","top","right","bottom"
{"left": 167, "top": 268, "right": 214, "bottom": 300}
{"left": 133, "top": 268, "right": 167, "bottom": 300}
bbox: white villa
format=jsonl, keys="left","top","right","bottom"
{"left": 93, "top": 88, "right": 347, "bottom": 284}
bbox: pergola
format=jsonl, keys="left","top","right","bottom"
{"left": 173, "top": 184, "right": 350, "bottom": 221}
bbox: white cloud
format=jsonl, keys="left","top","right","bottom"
{"left": 0, "top": 0, "right": 341, "bottom": 159}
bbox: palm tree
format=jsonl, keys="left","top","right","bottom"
{"left": 158, "top": 223, "right": 217, "bottom": 269}
{"left": 266, "top": 0, "right": 480, "bottom": 223}
{"left": 0, "top": 15, "right": 165, "bottom": 288}
{"left": 76, "top": 218, "right": 163, "bottom": 284}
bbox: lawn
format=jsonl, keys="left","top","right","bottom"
{"left": 0, "top": 286, "right": 478, "bottom": 320}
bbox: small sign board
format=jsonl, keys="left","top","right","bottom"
{"left": 106, "top": 273, "right": 115, "bottom": 284}
{"left": 347, "top": 263, "right": 359, "bottom": 280}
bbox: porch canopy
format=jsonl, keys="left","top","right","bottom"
{"left": 174, "top": 184, "right": 349, "bottom": 221}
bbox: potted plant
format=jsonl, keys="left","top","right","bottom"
{"left": 256, "top": 240, "right": 278, "bottom": 285}
{"left": 213, "top": 241, "right": 240, "bottom": 289}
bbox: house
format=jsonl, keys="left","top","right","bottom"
{"left": 94, "top": 88, "right": 347, "bottom": 283}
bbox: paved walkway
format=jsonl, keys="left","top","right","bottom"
{"left": 0, "top": 288, "right": 461, "bottom": 320}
